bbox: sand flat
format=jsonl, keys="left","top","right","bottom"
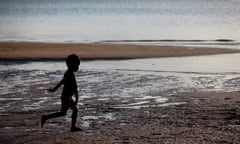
{"left": 0, "top": 42, "right": 239, "bottom": 59}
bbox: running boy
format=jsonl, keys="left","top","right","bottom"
{"left": 41, "top": 54, "right": 82, "bottom": 132}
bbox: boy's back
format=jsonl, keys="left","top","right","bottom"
{"left": 62, "top": 70, "right": 77, "bottom": 99}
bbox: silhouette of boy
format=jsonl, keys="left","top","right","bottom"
{"left": 41, "top": 54, "right": 82, "bottom": 132}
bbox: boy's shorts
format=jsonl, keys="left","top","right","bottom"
{"left": 61, "top": 97, "right": 76, "bottom": 113}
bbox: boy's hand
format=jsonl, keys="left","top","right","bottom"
{"left": 47, "top": 88, "right": 55, "bottom": 92}
{"left": 71, "top": 98, "right": 78, "bottom": 105}
{"left": 74, "top": 101, "right": 78, "bottom": 106}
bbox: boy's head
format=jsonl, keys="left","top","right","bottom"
{"left": 66, "top": 54, "right": 80, "bottom": 72}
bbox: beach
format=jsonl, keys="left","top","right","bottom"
{"left": 0, "top": 42, "right": 240, "bottom": 143}
{"left": 1, "top": 0, "right": 240, "bottom": 143}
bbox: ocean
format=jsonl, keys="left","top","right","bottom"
{"left": 0, "top": 0, "right": 240, "bottom": 47}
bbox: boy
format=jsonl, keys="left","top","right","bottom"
{"left": 41, "top": 54, "right": 82, "bottom": 132}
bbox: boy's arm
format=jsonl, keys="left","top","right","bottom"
{"left": 74, "top": 89, "right": 78, "bottom": 105}
{"left": 48, "top": 79, "right": 64, "bottom": 92}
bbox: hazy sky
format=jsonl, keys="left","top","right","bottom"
{"left": 0, "top": 0, "right": 240, "bottom": 42}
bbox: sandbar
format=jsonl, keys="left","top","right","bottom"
{"left": 0, "top": 42, "right": 239, "bottom": 60}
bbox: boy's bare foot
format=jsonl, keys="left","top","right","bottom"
{"left": 41, "top": 115, "right": 46, "bottom": 128}
{"left": 71, "top": 127, "right": 83, "bottom": 132}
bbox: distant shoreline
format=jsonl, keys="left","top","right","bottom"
{"left": 0, "top": 42, "right": 239, "bottom": 60}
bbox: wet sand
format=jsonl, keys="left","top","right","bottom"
{"left": 0, "top": 42, "right": 239, "bottom": 59}
{"left": 1, "top": 91, "right": 240, "bottom": 143}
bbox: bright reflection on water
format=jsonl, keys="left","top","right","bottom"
{"left": 85, "top": 53, "right": 240, "bottom": 73}
{"left": 0, "top": 53, "right": 240, "bottom": 111}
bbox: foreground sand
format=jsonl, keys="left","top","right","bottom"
{"left": 0, "top": 91, "right": 240, "bottom": 143}
{"left": 0, "top": 42, "right": 239, "bottom": 59}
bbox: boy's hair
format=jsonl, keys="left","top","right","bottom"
{"left": 66, "top": 54, "right": 80, "bottom": 67}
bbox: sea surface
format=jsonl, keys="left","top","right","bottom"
{"left": 0, "top": 0, "right": 240, "bottom": 47}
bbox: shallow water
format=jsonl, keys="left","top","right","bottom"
{"left": 1, "top": 54, "right": 240, "bottom": 113}
{"left": 83, "top": 53, "right": 240, "bottom": 74}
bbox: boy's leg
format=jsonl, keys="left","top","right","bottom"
{"left": 41, "top": 101, "right": 68, "bottom": 128}
{"left": 71, "top": 105, "right": 78, "bottom": 128}
{"left": 41, "top": 110, "right": 67, "bottom": 128}
{"left": 70, "top": 101, "right": 82, "bottom": 131}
